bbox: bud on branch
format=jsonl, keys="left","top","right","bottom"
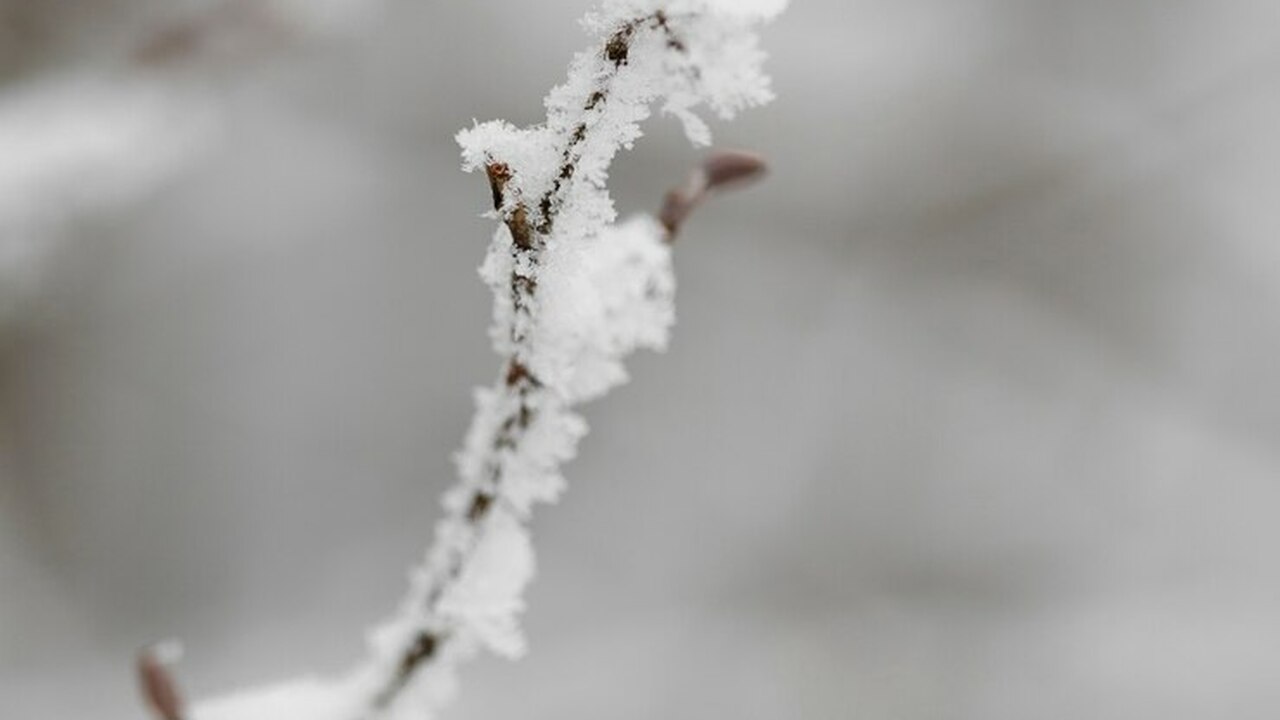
{"left": 659, "top": 150, "right": 768, "bottom": 239}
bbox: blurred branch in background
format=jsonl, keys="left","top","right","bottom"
{"left": 0, "top": 0, "right": 377, "bottom": 324}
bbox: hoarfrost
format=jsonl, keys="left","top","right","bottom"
{"left": 188, "top": 1, "right": 784, "bottom": 718}
{"left": 0, "top": 72, "right": 216, "bottom": 320}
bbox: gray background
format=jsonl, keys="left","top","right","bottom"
{"left": 4, "top": 1, "right": 1280, "bottom": 718}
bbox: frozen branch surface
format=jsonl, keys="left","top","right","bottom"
{"left": 189, "top": 2, "right": 784, "bottom": 718}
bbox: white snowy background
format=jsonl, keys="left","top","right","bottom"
{"left": 5, "top": 1, "right": 1280, "bottom": 718}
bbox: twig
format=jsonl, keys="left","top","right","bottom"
{"left": 659, "top": 150, "right": 768, "bottom": 240}
{"left": 369, "top": 16, "right": 666, "bottom": 708}
{"left": 150, "top": 3, "right": 786, "bottom": 718}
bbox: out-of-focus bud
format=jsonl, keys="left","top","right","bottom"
{"left": 139, "top": 641, "right": 187, "bottom": 720}
{"left": 660, "top": 149, "right": 768, "bottom": 239}
{"left": 703, "top": 149, "right": 768, "bottom": 190}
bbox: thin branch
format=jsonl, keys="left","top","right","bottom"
{"left": 369, "top": 15, "right": 667, "bottom": 709}
{"left": 131, "top": 0, "right": 335, "bottom": 68}
{"left": 151, "top": 3, "right": 786, "bottom": 718}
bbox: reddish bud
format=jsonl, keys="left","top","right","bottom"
{"left": 659, "top": 149, "right": 769, "bottom": 239}
{"left": 138, "top": 645, "right": 186, "bottom": 720}
{"left": 702, "top": 150, "right": 768, "bottom": 190}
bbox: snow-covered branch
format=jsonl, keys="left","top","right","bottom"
{"left": 152, "top": 2, "right": 785, "bottom": 719}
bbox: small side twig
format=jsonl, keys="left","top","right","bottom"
{"left": 659, "top": 150, "right": 768, "bottom": 240}
{"left": 370, "top": 15, "right": 664, "bottom": 708}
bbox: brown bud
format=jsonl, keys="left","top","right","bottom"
{"left": 485, "top": 163, "right": 512, "bottom": 211}
{"left": 138, "top": 645, "right": 186, "bottom": 720}
{"left": 659, "top": 149, "right": 769, "bottom": 240}
{"left": 702, "top": 150, "right": 768, "bottom": 190}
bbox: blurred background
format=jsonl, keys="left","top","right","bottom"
{"left": 4, "top": 1, "right": 1280, "bottom": 718}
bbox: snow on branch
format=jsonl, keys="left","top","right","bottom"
{"left": 156, "top": 2, "right": 784, "bottom": 719}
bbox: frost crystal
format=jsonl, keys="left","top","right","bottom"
{"left": 189, "top": 1, "right": 784, "bottom": 718}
